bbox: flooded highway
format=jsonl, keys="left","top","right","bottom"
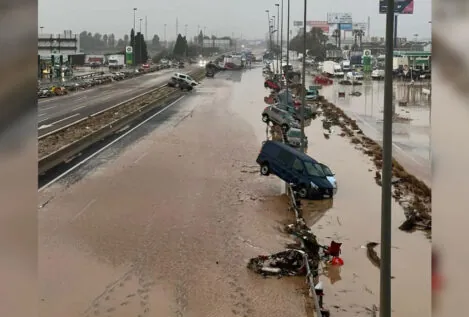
{"left": 39, "top": 66, "right": 430, "bottom": 317}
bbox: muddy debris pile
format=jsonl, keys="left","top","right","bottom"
{"left": 318, "top": 100, "right": 431, "bottom": 234}
{"left": 247, "top": 222, "right": 320, "bottom": 278}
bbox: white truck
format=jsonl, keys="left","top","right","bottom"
{"left": 108, "top": 54, "right": 125, "bottom": 70}
{"left": 322, "top": 61, "right": 344, "bottom": 77}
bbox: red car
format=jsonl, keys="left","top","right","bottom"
{"left": 314, "top": 75, "right": 333, "bottom": 85}
{"left": 264, "top": 79, "right": 280, "bottom": 91}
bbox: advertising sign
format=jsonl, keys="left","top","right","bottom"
{"left": 339, "top": 23, "right": 353, "bottom": 31}
{"left": 308, "top": 21, "right": 330, "bottom": 33}
{"left": 125, "top": 46, "right": 133, "bottom": 65}
{"left": 293, "top": 21, "right": 330, "bottom": 33}
{"left": 327, "top": 12, "right": 352, "bottom": 24}
{"left": 379, "top": 0, "right": 414, "bottom": 14}
{"left": 353, "top": 22, "right": 368, "bottom": 31}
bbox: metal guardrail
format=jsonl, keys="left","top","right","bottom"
{"left": 286, "top": 185, "right": 324, "bottom": 317}
{"left": 38, "top": 68, "right": 205, "bottom": 175}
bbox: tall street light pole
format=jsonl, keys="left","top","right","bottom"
{"left": 380, "top": 0, "right": 395, "bottom": 316}
{"left": 285, "top": 0, "right": 290, "bottom": 104}
{"left": 300, "top": 0, "right": 306, "bottom": 153}
{"left": 275, "top": 4, "right": 280, "bottom": 74}
{"left": 164, "top": 24, "right": 167, "bottom": 49}
{"left": 265, "top": 10, "right": 271, "bottom": 51}
{"left": 280, "top": 0, "right": 284, "bottom": 72}
{"left": 139, "top": 18, "right": 143, "bottom": 64}
{"left": 133, "top": 8, "right": 137, "bottom": 66}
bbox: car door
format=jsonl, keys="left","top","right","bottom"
{"left": 291, "top": 158, "right": 305, "bottom": 184}
{"left": 274, "top": 149, "right": 295, "bottom": 182}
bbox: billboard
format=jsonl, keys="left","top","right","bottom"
{"left": 339, "top": 23, "right": 353, "bottom": 31}
{"left": 353, "top": 22, "right": 368, "bottom": 31}
{"left": 327, "top": 12, "right": 352, "bottom": 24}
{"left": 293, "top": 21, "right": 329, "bottom": 32}
{"left": 309, "top": 21, "right": 330, "bottom": 33}
{"left": 379, "top": 0, "right": 414, "bottom": 14}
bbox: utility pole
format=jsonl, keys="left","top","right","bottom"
{"left": 285, "top": 0, "right": 290, "bottom": 102}
{"left": 145, "top": 16, "right": 147, "bottom": 40}
{"left": 133, "top": 8, "right": 137, "bottom": 66}
{"left": 300, "top": 0, "right": 306, "bottom": 153}
{"left": 164, "top": 24, "right": 167, "bottom": 49}
{"left": 139, "top": 18, "right": 143, "bottom": 64}
{"left": 280, "top": 0, "right": 283, "bottom": 71}
{"left": 176, "top": 17, "right": 179, "bottom": 37}
{"left": 380, "top": 0, "right": 395, "bottom": 316}
{"left": 265, "top": 10, "right": 271, "bottom": 51}
{"left": 276, "top": 3, "right": 280, "bottom": 74}
{"left": 185, "top": 24, "right": 188, "bottom": 37}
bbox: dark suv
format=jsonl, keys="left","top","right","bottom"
{"left": 256, "top": 141, "right": 336, "bottom": 198}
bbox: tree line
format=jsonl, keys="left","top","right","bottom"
{"left": 288, "top": 27, "right": 366, "bottom": 60}
{"left": 79, "top": 31, "right": 161, "bottom": 53}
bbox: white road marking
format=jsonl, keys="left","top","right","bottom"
{"left": 133, "top": 152, "right": 147, "bottom": 164}
{"left": 41, "top": 105, "right": 58, "bottom": 110}
{"left": 73, "top": 105, "right": 88, "bottom": 111}
{"left": 38, "top": 95, "right": 186, "bottom": 192}
{"left": 40, "top": 113, "right": 79, "bottom": 125}
{"left": 71, "top": 199, "right": 97, "bottom": 221}
{"left": 38, "top": 124, "right": 54, "bottom": 130}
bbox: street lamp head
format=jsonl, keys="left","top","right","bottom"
{"left": 275, "top": 3, "right": 279, "bottom": 6}
{"left": 265, "top": 9, "right": 269, "bottom": 12}
{"left": 133, "top": 8, "right": 137, "bottom": 10}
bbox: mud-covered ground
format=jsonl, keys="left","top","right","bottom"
{"left": 38, "top": 68, "right": 311, "bottom": 317}
{"left": 38, "top": 66, "right": 430, "bottom": 317}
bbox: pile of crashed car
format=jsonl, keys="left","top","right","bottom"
{"left": 37, "top": 63, "right": 171, "bottom": 99}
{"left": 247, "top": 61, "right": 344, "bottom": 316}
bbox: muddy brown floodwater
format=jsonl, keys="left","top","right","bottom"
{"left": 39, "top": 67, "right": 430, "bottom": 317}
{"left": 39, "top": 70, "right": 311, "bottom": 317}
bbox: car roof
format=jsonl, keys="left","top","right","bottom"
{"left": 264, "top": 140, "right": 317, "bottom": 163}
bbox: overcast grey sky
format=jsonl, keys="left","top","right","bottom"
{"left": 38, "top": 0, "right": 431, "bottom": 40}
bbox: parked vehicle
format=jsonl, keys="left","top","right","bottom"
{"left": 108, "top": 54, "right": 125, "bottom": 70}
{"left": 256, "top": 141, "right": 336, "bottom": 198}
{"left": 170, "top": 72, "right": 199, "bottom": 86}
{"left": 262, "top": 105, "right": 300, "bottom": 132}
{"left": 371, "top": 69, "right": 385, "bottom": 80}
{"left": 346, "top": 71, "right": 363, "bottom": 81}
{"left": 313, "top": 75, "right": 333, "bottom": 85}
{"left": 306, "top": 86, "right": 319, "bottom": 101}
{"left": 264, "top": 79, "right": 281, "bottom": 91}
{"left": 178, "top": 61, "right": 185, "bottom": 68}
{"left": 285, "top": 128, "right": 308, "bottom": 148}
{"left": 275, "top": 90, "right": 317, "bottom": 118}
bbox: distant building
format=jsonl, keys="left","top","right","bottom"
{"left": 38, "top": 30, "right": 80, "bottom": 58}
{"left": 202, "top": 38, "right": 231, "bottom": 50}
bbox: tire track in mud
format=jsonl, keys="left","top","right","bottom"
{"left": 82, "top": 217, "right": 161, "bottom": 317}
{"left": 217, "top": 173, "right": 255, "bottom": 317}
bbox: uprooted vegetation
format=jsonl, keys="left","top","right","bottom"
{"left": 318, "top": 100, "right": 431, "bottom": 236}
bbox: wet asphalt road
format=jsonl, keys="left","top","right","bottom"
{"left": 38, "top": 65, "right": 429, "bottom": 317}
{"left": 38, "top": 66, "right": 198, "bottom": 136}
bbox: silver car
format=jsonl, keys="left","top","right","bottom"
{"left": 286, "top": 128, "right": 308, "bottom": 148}
{"left": 262, "top": 105, "right": 300, "bottom": 131}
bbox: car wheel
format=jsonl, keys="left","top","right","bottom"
{"left": 281, "top": 124, "right": 289, "bottom": 132}
{"left": 260, "top": 163, "right": 270, "bottom": 176}
{"left": 297, "top": 186, "right": 308, "bottom": 198}
{"left": 262, "top": 114, "right": 269, "bottom": 123}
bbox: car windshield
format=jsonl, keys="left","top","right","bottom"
{"left": 320, "top": 164, "right": 334, "bottom": 176}
{"left": 186, "top": 76, "right": 193, "bottom": 81}
{"left": 304, "top": 162, "right": 326, "bottom": 177}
